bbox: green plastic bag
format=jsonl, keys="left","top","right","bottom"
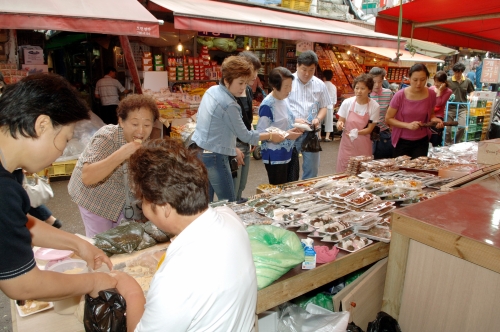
{"left": 247, "top": 225, "right": 305, "bottom": 289}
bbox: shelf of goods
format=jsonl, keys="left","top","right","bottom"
{"left": 315, "top": 45, "right": 364, "bottom": 95}
{"left": 285, "top": 45, "right": 297, "bottom": 73}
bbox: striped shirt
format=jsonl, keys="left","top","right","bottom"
{"left": 288, "top": 74, "right": 332, "bottom": 122}
{"left": 95, "top": 75, "right": 125, "bottom": 106}
{"left": 370, "top": 88, "right": 393, "bottom": 131}
{"left": 68, "top": 125, "right": 133, "bottom": 221}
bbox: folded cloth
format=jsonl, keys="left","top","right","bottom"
{"left": 348, "top": 128, "right": 358, "bottom": 142}
{"left": 314, "top": 245, "right": 339, "bottom": 264}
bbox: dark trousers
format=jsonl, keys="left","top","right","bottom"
{"left": 287, "top": 148, "right": 299, "bottom": 182}
{"left": 29, "top": 204, "right": 52, "bottom": 221}
{"left": 101, "top": 104, "right": 119, "bottom": 125}
{"left": 373, "top": 130, "right": 394, "bottom": 159}
{"left": 393, "top": 136, "right": 429, "bottom": 159}
{"left": 265, "top": 163, "right": 289, "bottom": 185}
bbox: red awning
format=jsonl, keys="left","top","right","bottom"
{"left": 0, "top": 0, "right": 159, "bottom": 37}
{"left": 149, "top": 0, "right": 400, "bottom": 48}
{"left": 375, "top": 0, "right": 500, "bottom": 53}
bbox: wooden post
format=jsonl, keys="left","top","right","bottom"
{"left": 119, "top": 35, "right": 142, "bottom": 94}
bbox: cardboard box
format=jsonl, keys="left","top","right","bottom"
{"left": 21, "top": 64, "right": 48, "bottom": 75}
{"left": 478, "top": 139, "right": 500, "bottom": 165}
{"left": 142, "top": 57, "right": 153, "bottom": 65}
{"left": 22, "top": 46, "right": 44, "bottom": 64}
{"left": 154, "top": 64, "right": 164, "bottom": 71}
{"left": 143, "top": 65, "right": 153, "bottom": 71}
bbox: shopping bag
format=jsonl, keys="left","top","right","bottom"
{"left": 301, "top": 128, "right": 322, "bottom": 153}
{"left": 23, "top": 173, "right": 53, "bottom": 207}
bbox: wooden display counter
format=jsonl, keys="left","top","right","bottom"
{"left": 12, "top": 240, "right": 389, "bottom": 331}
{"left": 382, "top": 178, "right": 500, "bottom": 331}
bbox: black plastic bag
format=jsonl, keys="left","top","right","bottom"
{"left": 301, "top": 128, "right": 322, "bottom": 153}
{"left": 347, "top": 321, "right": 365, "bottom": 332}
{"left": 84, "top": 289, "right": 126, "bottom": 332}
{"left": 94, "top": 222, "right": 144, "bottom": 255}
{"left": 366, "top": 311, "right": 402, "bottom": 332}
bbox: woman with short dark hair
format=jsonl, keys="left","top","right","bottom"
{"left": 336, "top": 74, "right": 380, "bottom": 173}
{"left": 0, "top": 73, "right": 115, "bottom": 305}
{"left": 69, "top": 94, "right": 160, "bottom": 237}
{"left": 386, "top": 63, "right": 443, "bottom": 158}
{"left": 257, "top": 67, "right": 302, "bottom": 185}
{"left": 429, "top": 70, "right": 453, "bottom": 146}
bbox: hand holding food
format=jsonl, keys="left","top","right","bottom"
{"left": 431, "top": 117, "right": 444, "bottom": 129}
{"left": 118, "top": 141, "right": 143, "bottom": 160}
{"left": 270, "top": 132, "right": 286, "bottom": 143}
{"left": 286, "top": 128, "right": 303, "bottom": 140}
{"left": 406, "top": 121, "right": 421, "bottom": 130}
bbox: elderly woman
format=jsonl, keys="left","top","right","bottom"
{"left": 0, "top": 74, "right": 115, "bottom": 305}
{"left": 336, "top": 74, "right": 380, "bottom": 173}
{"left": 257, "top": 67, "right": 302, "bottom": 185}
{"left": 386, "top": 63, "right": 443, "bottom": 158}
{"left": 191, "top": 56, "right": 286, "bottom": 202}
{"left": 69, "top": 94, "right": 159, "bottom": 237}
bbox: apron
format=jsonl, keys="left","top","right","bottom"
{"left": 336, "top": 99, "right": 372, "bottom": 173}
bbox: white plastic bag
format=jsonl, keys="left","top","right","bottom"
{"left": 278, "top": 303, "right": 350, "bottom": 332}
{"left": 23, "top": 174, "right": 53, "bottom": 207}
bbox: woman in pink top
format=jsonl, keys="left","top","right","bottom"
{"left": 386, "top": 63, "right": 443, "bottom": 158}
{"left": 429, "top": 70, "right": 453, "bottom": 146}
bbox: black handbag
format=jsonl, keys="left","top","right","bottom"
{"left": 228, "top": 156, "right": 238, "bottom": 174}
{"left": 301, "top": 127, "right": 322, "bottom": 153}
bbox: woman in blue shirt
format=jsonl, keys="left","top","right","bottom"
{"left": 257, "top": 67, "right": 303, "bottom": 185}
{"left": 191, "top": 56, "right": 286, "bottom": 202}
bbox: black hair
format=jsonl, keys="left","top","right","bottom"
{"left": 105, "top": 66, "right": 117, "bottom": 74}
{"left": 434, "top": 70, "right": 448, "bottom": 86}
{"left": 323, "top": 70, "right": 333, "bottom": 81}
{"left": 353, "top": 74, "right": 374, "bottom": 91}
{"left": 238, "top": 51, "right": 262, "bottom": 71}
{"left": 0, "top": 73, "right": 90, "bottom": 139}
{"left": 297, "top": 50, "right": 318, "bottom": 67}
{"left": 409, "top": 63, "right": 430, "bottom": 78}
{"left": 369, "top": 67, "right": 387, "bottom": 78}
{"left": 268, "top": 67, "right": 294, "bottom": 91}
{"left": 452, "top": 62, "right": 466, "bottom": 73}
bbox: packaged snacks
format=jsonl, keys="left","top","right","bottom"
{"left": 358, "top": 225, "right": 391, "bottom": 243}
{"left": 337, "top": 235, "right": 373, "bottom": 252}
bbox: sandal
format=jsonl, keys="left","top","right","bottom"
{"left": 324, "top": 138, "right": 332, "bottom": 142}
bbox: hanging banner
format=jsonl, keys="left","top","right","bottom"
{"left": 480, "top": 59, "right": 500, "bottom": 84}
{"left": 198, "top": 32, "right": 234, "bottom": 39}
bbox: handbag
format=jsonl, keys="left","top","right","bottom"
{"left": 301, "top": 127, "right": 322, "bottom": 153}
{"left": 23, "top": 173, "right": 54, "bottom": 208}
{"left": 228, "top": 156, "right": 238, "bottom": 174}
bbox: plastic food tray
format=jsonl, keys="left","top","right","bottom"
{"left": 16, "top": 301, "right": 53, "bottom": 317}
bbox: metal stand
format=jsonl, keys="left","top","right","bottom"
{"left": 443, "top": 101, "right": 470, "bottom": 145}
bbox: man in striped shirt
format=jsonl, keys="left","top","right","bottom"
{"left": 95, "top": 67, "right": 130, "bottom": 125}
{"left": 288, "top": 51, "right": 332, "bottom": 180}
{"left": 369, "top": 67, "right": 394, "bottom": 159}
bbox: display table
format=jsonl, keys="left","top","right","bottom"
{"left": 382, "top": 178, "right": 500, "bottom": 331}
{"left": 12, "top": 241, "right": 389, "bottom": 331}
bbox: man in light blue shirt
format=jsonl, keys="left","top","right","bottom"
{"left": 288, "top": 51, "right": 332, "bottom": 180}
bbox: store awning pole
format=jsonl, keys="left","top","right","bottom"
{"left": 396, "top": 1, "right": 403, "bottom": 60}
{"left": 119, "top": 36, "right": 142, "bottom": 95}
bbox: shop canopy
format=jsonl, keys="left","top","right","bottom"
{"left": 353, "top": 45, "right": 444, "bottom": 63}
{"left": 148, "top": 0, "right": 400, "bottom": 48}
{"left": 0, "top": 0, "right": 159, "bottom": 37}
{"left": 375, "top": 0, "right": 500, "bottom": 53}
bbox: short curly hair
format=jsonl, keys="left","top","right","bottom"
{"left": 353, "top": 74, "right": 374, "bottom": 91}
{"left": 117, "top": 94, "right": 159, "bottom": 122}
{"left": 128, "top": 138, "right": 209, "bottom": 216}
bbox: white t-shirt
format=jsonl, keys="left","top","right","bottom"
{"left": 324, "top": 81, "right": 337, "bottom": 110}
{"left": 135, "top": 207, "right": 257, "bottom": 332}
{"left": 337, "top": 97, "right": 380, "bottom": 123}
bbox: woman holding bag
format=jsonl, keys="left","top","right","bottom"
{"left": 336, "top": 74, "right": 380, "bottom": 173}
{"left": 69, "top": 94, "right": 159, "bottom": 238}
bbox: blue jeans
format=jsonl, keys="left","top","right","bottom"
{"left": 29, "top": 204, "right": 52, "bottom": 221}
{"left": 294, "top": 132, "right": 320, "bottom": 180}
{"left": 233, "top": 142, "right": 251, "bottom": 201}
{"left": 200, "top": 151, "right": 236, "bottom": 202}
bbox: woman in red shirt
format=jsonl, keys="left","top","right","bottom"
{"left": 429, "top": 70, "right": 453, "bottom": 146}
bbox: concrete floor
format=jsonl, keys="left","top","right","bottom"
{"left": 0, "top": 137, "right": 341, "bottom": 331}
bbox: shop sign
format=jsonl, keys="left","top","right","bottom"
{"left": 480, "top": 59, "right": 500, "bottom": 84}
{"left": 198, "top": 32, "right": 234, "bottom": 39}
{"left": 295, "top": 41, "right": 313, "bottom": 55}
